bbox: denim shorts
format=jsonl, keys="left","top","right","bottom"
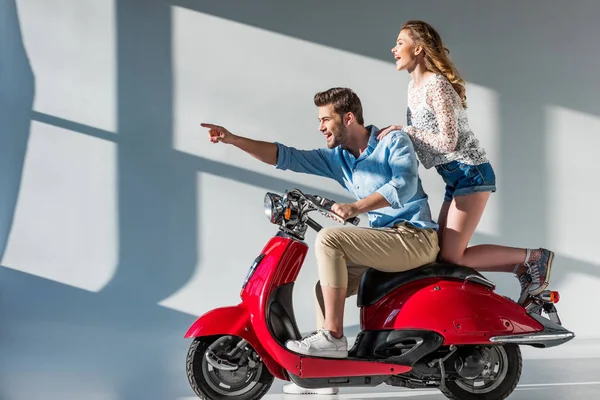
{"left": 434, "top": 160, "right": 496, "bottom": 203}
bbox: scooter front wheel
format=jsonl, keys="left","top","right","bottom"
{"left": 186, "top": 335, "right": 274, "bottom": 400}
{"left": 440, "top": 344, "right": 521, "bottom": 400}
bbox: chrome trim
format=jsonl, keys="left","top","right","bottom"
{"left": 489, "top": 332, "right": 574, "bottom": 343}
{"left": 463, "top": 274, "right": 495, "bottom": 289}
{"left": 264, "top": 192, "right": 284, "bottom": 224}
{"left": 241, "top": 254, "right": 265, "bottom": 289}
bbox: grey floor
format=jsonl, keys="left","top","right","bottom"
{"left": 263, "top": 357, "right": 600, "bottom": 399}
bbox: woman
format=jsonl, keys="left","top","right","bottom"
{"left": 378, "top": 20, "right": 552, "bottom": 298}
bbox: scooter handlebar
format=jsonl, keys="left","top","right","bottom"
{"left": 304, "top": 194, "right": 360, "bottom": 226}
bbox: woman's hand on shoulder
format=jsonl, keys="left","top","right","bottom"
{"left": 376, "top": 125, "right": 404, "bottom": 141}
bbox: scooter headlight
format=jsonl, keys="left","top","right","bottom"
{"left": 264, "top": 192, "right": 284, "bottom": 224}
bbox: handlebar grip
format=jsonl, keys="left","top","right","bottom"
{"left": 317, "top": 196, "right": 360, "bottom": 226}
{"left": 346, "top": 216, "right": 360, "bottom": 226}
{"left": 306, "top": 194, "right": 360, "bottom": 226}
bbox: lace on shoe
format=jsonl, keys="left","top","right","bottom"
{"left": 300, "top": 329, "right": 327, "bottom": 344}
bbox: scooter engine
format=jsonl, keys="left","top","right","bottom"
{"left": 454, "top": 349, "right": 486, "bottom": 379}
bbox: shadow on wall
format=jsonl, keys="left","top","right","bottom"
{"left": 173, "top": 0, "right": 600, "bottom": 116}
{"left": 0, "top": 0, "right": 33, "bottom": 261}
{"left": 0, "top": 1, "right": 195, "bottom": 399}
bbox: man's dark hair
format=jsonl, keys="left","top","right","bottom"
{"left": 313, "top": 87, "right": 364, "bottom": 125}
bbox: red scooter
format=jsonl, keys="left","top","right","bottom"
{"left": 184, "top": 188, "right": 574, "bottom": 400}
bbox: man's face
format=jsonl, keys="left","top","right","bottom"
{"left": 318, "top": 105, "right": 349, "bottom": 149}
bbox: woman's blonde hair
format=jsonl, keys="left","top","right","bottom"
{"left": 401, "top": 20, "right": 467, "bottom": 108}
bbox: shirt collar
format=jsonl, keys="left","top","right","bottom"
{"left": 356, "top": 125, "right": 380, "bottom": 161}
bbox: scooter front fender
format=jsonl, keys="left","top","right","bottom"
{"left": 184, "top": 303, "right": 287, "bottom": 380}
{"left": 185, "top": 303, "right": 250, "bottom": 339}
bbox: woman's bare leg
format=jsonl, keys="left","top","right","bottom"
{"left": 440, "top": 192, "right": 526, "bottom": 271}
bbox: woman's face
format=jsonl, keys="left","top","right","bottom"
{"left": 391, "top": 29, "right": 419, "bottom": 71}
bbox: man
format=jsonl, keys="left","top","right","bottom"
{"left": 201, "top": 87, "right": 439, "bottom": 395}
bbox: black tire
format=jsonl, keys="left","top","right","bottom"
{"left": 440, "top": 344, "right": 522, "bottom": 400}
{"left": 186, "top": 335, "right": 274, "bottom": 400}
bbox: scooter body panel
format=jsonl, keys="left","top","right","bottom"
{"left": 240, "top": 235, "right": 411, "bottom": 378}
{"left": 362, "top": 278, "right": 545, "bottom": 345}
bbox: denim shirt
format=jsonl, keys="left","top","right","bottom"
{"left": 274, "top": 125, "right": 437, "bottom": 230}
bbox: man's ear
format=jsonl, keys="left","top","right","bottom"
{"left": 344, "top": 112, "right": 354, "bottom": 126}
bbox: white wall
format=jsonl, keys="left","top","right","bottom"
{"left": 1, "top": 0, "right": 599, "bottom": 399}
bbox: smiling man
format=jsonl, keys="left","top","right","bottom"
{"left": 201, "top": 87, "right": 439, "bottom": 395}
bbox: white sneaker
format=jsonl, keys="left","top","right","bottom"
{"left": 285, "top": 329, "right": 348, "bottom": 358}
{"left": 282, "top": 382, "right": 339, "bottom": 395}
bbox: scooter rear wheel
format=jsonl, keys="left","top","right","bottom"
{"left": 440, "top": 344, "right": 521, "bottom": 400}
{"left": 186, "top": 335, "right": 274, "bottom": 400}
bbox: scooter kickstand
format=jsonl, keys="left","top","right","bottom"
{"left": 429, "top": 345, "right": 457, "bottom": 392}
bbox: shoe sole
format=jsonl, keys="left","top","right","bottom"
{"left": 282, "top": 388, "right": 339, "bottom": 395}
{"left": 529, "top": 250, "right": 554, "bottom": 296}
{"left": 286, "top": 346, "right": 348, "bottom": 359}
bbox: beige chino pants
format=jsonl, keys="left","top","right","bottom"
{"left": 312, "top": 222, "right": 439, "bottom": 328}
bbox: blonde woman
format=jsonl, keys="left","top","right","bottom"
{"left": 378, "top": 20, "right": 553, "bottom": 298}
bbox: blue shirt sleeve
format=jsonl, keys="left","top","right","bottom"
{"left": 375, "top": 131, "right": 419, "bottom": 208}
{"left": 274, "top": 142, "right": 343, "bottom": 184}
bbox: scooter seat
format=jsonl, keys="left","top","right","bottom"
{"left": 357, "top": 262, "right": 491, "bottom": 307}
